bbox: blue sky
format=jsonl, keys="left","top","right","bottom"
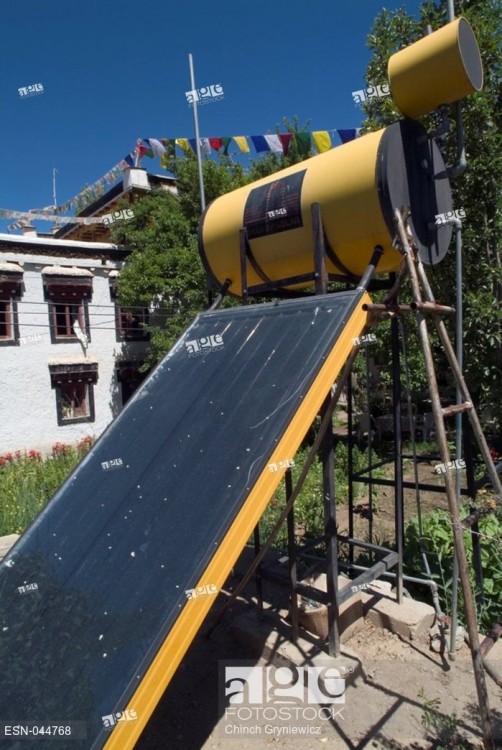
{"left": 0, "top": 0, "right": 423, "bottom": 233}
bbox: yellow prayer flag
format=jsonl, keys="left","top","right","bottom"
{"left": 312, "top": 131, "right": 332, "bottom": 153}
{"left": 175, "top": 138, "right": 191, "bottom": 153}
{"left": 232, "top": 136, "right": 250, "bottom": 154}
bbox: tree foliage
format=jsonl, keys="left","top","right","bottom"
{"left": 111, "top": 190, "right": 207, "bottom": 369}
{"left": 363, "top": 0, "right": 502, "bottom": 425}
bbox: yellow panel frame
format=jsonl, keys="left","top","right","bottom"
{"left": 103, "top": 292, "right": 371, "bottom": 749}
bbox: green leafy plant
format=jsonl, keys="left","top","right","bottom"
{"left": 258, "top": 442, "right": 374, "bottom": 548}
{"left": 418, "top": 688, "right": 477, "bottom": 749}
{"left": 404, "top": 507, "right": 502, "bottom": 631}
{"left": 0, "top": 438, "right": 93, "bottom": 536}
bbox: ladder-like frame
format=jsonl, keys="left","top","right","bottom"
{"left": 393, "top": 208, "right": 502, "bottom": 750}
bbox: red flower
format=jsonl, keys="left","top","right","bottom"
{"left": 27, "top": 450, "right": 42, "bottom": 460}
{"left": 52, "top": 442, "right": 71, "bottom": 455}
{"left": 77, "top": 435, "right": 93, "bottom": 450}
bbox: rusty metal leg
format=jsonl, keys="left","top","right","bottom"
{"left": 286, "top": 469, "right": 299, "bottom": 643}
{"left": 321, "top": 394, "right": 340, "bottom": 657}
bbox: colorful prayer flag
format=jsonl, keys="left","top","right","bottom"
{"left": 337, "top": 129, "right": 358, "bottom": 143}
{"left": 312, "top": 131, "right": 332, "bottom": 153}
{"left": 175, "top": 138, "right": 191, "bottom": 154}
{"left": 263, "top": 135, "right": 283, "bottom": 154}
{"left": 279, "top": 133, "right": 293, "bottom": 155}
{"left": 295, "top": 132, "right": 311, "bottom": 156}
{"left": 250, "top": 135, "right": 270, "bottom": 153}
{"left": 232, "top": 136, "right": 250, "bottom": 154}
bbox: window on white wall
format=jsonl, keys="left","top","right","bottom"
{"left": 0, "top": 263, "right": 23, "bottom": 345}
{"left": 49, "top": 363, "right": 98, "bottom": 426}
{"left": 43, "top": 267, "right": 93, "bottom": 344}
{"left": 109, "top": 273, "right": 149, "bottom": 342}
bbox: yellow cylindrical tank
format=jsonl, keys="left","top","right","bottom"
{"left": 199, "top": 119, "right": 452, "bottom": 297}
{"left": 388, "top": 17, "right": 483, "bottom": 119}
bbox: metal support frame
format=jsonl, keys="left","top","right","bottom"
{"left": 221, "top": 206, "right": 395, "bottom": 658}
{"left": 391, "top": 314, "right": 404, "bottom": 605}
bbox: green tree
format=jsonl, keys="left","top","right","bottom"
{"left": 111, "top": 190, "right": 207, "bottom": 368}
{"left": 363, "top": 0, "right": 502, "bottom": 425}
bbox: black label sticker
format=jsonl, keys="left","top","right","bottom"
{"left": 244, "top": 170, "right": 306, "bottom": 240}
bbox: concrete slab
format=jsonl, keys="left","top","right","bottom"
{"left": 0, "top": 534, "right": 19, "bottom": 561}
{"left": 297, "top": 573, "right": 366, "bottom": 643}
{"left": 360, "top": 580, "right": 436, "bottom": 640}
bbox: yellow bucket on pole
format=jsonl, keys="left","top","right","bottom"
{"left": 388, "top": 17, "right": 483, "bottom": 119}
{"left": 199, "top": 119, "right": 452, "bottom": 297}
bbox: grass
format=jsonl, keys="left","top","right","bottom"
{"left": 0, "top": 438, "right": 93, "bottom": 536}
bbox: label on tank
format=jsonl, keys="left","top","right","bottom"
{"left": 244, "top": 170, "right": 306, "bottom": 239}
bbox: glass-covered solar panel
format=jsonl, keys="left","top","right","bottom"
{"left": 0, "top": 291, "right": 364, "bottom": 749}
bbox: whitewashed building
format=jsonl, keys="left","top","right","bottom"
{"left": 0, "top": 233, "right": 150, "bottom": 454}
{"left": 0, "top": 169, "right": 177, "bottom": 454}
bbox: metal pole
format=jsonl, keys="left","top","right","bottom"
{"left": 286, "top": 469, "right": 299, "bottom": 643}
{"left": 391, "top": 315, "right": 404, "bottom": 605}
{"left": 52, "top": 168, "right": 58, "bottom": 208}
{"left": 450, "top": 218, "right": 463, "bottom": 658}
{"left": 188, "top": 53, "right": 206, "bottom": 212}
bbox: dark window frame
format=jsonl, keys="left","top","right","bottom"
{"left": 0, "top": 274, "right": 23, "bottom": 346}
{"left": 49, "top": 364, "right": 98, "bottom": 426}
{"left": 116, "top": 361, "right": 149, "bottom": 405}
{"left": 109, "top": 278, "right": 149, "bottom": 342}
{"left": 44, "top": 276, "right": 92, "bottom": 345}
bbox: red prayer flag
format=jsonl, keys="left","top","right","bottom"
{"left": 279, "top": 133, "right": 293, "bottom": 155}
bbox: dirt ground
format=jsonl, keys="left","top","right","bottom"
{"left": 136, "top": 563, "right": 502, "bottom": 750}
{"left": 136, "top": 446, "right": 502, "bottom": 750}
